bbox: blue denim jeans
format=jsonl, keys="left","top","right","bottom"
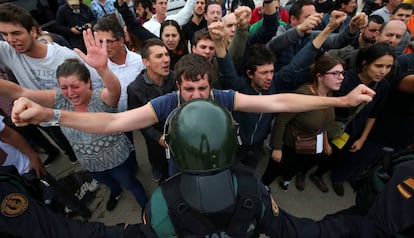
{"left": 89, "top": 152, "right": 148, "bottom": 207}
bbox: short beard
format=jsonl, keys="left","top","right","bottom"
{"left": 195, "top": 12, "right": 204, "bottom": 17}
{"left": 362, "top": 36, "right": 376, "bottom": 44}
{"left": 22, "top": 38, "right": 36, "bottom": 54}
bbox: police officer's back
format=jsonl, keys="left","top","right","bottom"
{"left": 142, "top": 99, "right": 266, "bottom": 237}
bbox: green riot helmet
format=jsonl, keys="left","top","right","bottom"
{"left": 166, "top": 99, "right": 238, "bottom": 174}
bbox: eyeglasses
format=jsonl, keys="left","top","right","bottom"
{"left": 324, "top": 71, "right": 346, "bottom": 78}
{"left": 99, "top": 39, "right": 119, "bottom": 46}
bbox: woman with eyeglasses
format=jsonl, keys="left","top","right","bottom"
{"left": 261, "top": 53, "right": 346, "bottom": 192}
{"left": 308, "top": 43, "right": 394, "bottom": 196}
{"left": 160, "top": 20, "right": 189, "bottom": 70}
{"left": 0, "top": 30, "right": 148, "bottom": 212}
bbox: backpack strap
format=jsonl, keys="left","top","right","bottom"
{"left": 227, "top": 168, "right": 263, "bottom": 236}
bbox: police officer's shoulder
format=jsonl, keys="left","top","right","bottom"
{"left": 0, "top": 167, "right": 31, "bottom": 220}
{"left": 230, "top": 164, "right": 280, "bottom": 218}
{"left": 0, "top": 166, "right": 30, "bottom": 194}
{"left": 146, "top": 176, "right": 180, "bottom": 238}
{"left": 230, "top": 164, "right": 265, "bottom": 192}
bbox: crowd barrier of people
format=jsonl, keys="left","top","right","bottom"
{"left": 0, "top": 0, "right": 413, "bottom": 237}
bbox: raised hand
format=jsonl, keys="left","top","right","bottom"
{"left": 326, "top": 10, "right": 347, "bottom": 31}
{"left": 297, "top": 13, "right": 323, "bottom": 35}
{"left": 74, "top": 28, "right": 109, "bottom": 70}
{"left": 348, "top": 13, "right": 368, "bottom": 33}
{"left": 208, "top": 21, "right": 225, "bottom": 42}
{"left": 208, "top": 21, "right": 226, "bottom": 57}
{"left": 234, "top": 6, "right": 252, "bottom": 29}
{"left": 263, "top": 0, "right": 279, "bottom": 15}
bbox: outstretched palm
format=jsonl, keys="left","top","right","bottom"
{"left": 75, "top": 29, "right": 108, "bottom": 70}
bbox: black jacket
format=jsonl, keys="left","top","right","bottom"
{"left": 127, "top": 70, "right": 176, "bottom": 141}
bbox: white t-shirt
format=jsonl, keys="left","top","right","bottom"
{"left": 108, "top": 48, "right": 145, "bottom": 112}
{"left": 143, "top": 0, "right": 196, "bottom": 37}
{"left": 0, "top": 41, "right": 103, "bottom": 90}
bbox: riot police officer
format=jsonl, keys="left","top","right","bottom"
{"left": 135, "top": 100, "right": 413, "bottom": 238}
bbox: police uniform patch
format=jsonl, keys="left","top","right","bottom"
{"left": 403, "top": 178, "right": 414, "bottom": 191}
{"left": 397, "top": 177, "right": 414, "bottom": 200}
{"left": 270, "top": 195, "right": 279, "bottom": 216}
{"left": 1, "top": 193, "right": 29, "bottom": 217}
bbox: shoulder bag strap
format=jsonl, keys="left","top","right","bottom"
{"left": 343, "top": 82, "right": 378, "bottom": 127}
{"left": 98, "top": 3, "right": 108, "bottom": 15}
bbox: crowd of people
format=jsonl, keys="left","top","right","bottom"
{"left": 0, "top": 0, "right": 414, "bottom": 236}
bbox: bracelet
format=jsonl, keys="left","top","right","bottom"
{"left": 39, "top": 109, "right": 61, "bottom": 127}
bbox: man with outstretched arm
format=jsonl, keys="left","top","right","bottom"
{"left": 10, "top": 45, "right": 375, "bottom": 135}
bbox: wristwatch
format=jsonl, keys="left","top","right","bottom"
{"left": 39, "top": 109, "right": 61, "bottom": 127}
{"left": 263, "top": 0, "right": 273, "bottom": 3}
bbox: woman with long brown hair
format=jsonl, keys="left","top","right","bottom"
{"left": 261, "top": 53, "right": 345, "bottom": 192}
